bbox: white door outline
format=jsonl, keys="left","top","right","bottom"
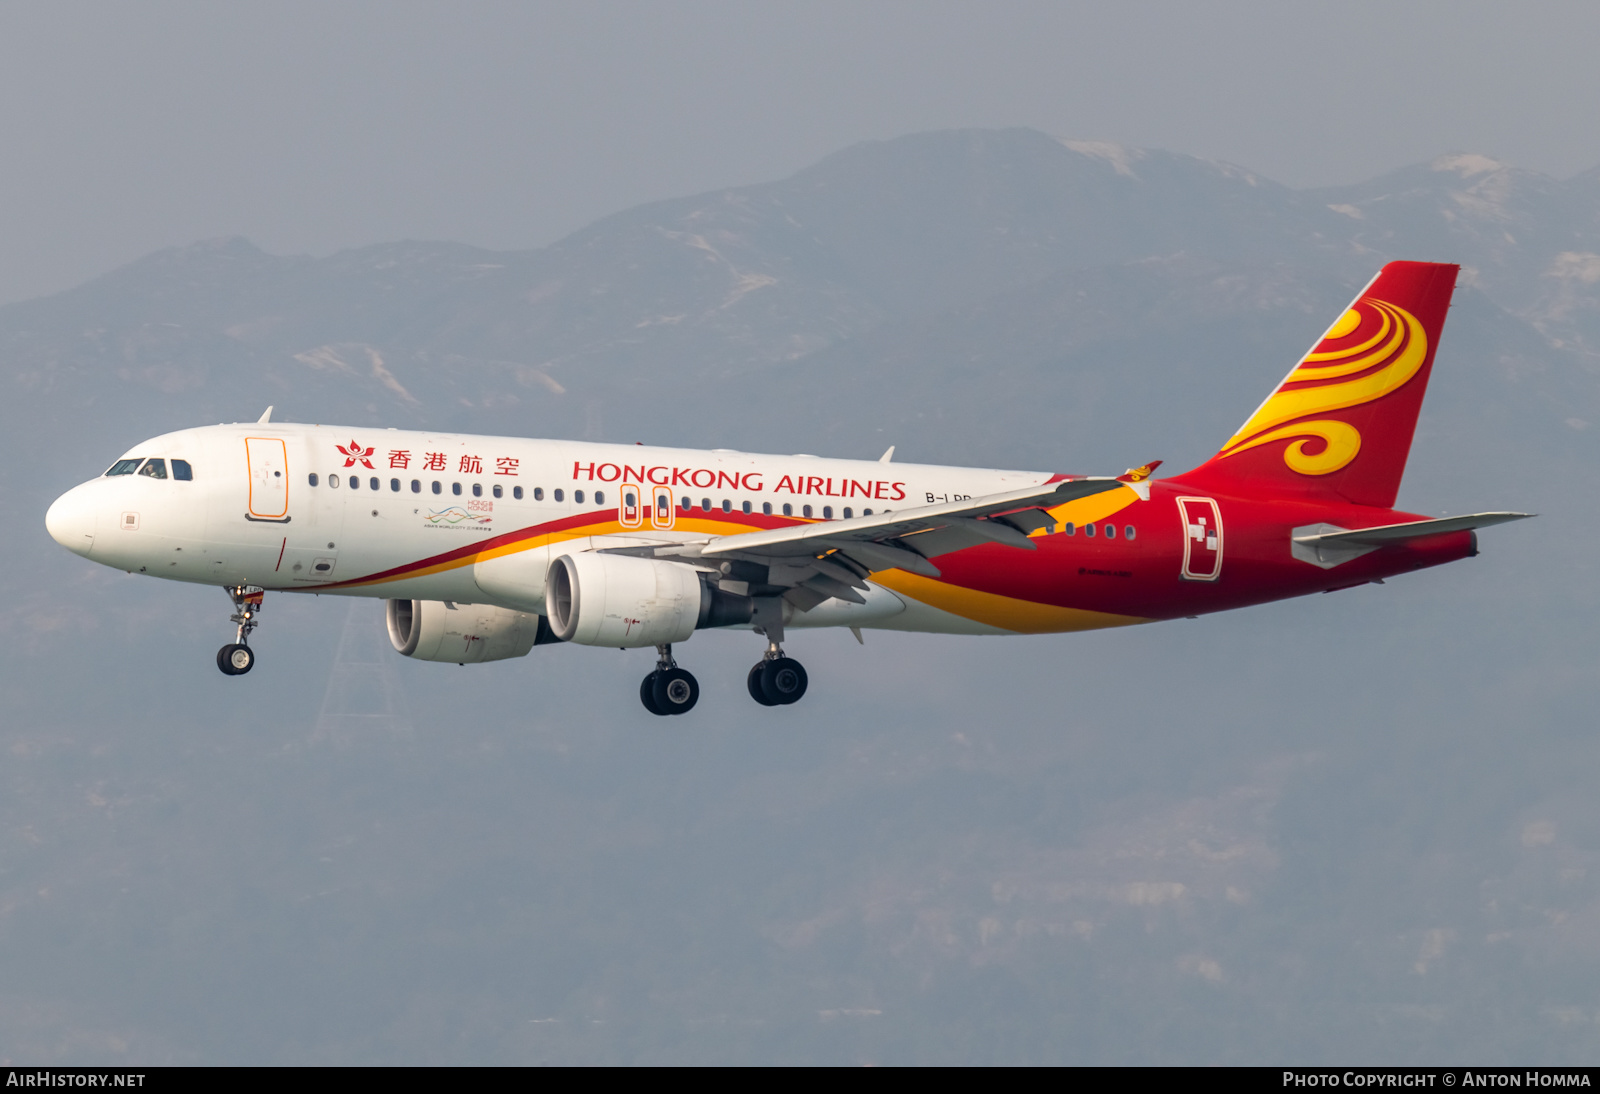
{"left": 1177, "top": 496, "right": 1222, "bottom": 581}
{"left": 245, "top": 437, "right": 290, "bottom": 522}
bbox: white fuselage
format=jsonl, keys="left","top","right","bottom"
{"left": 46, "top": 422, "right": 1057, "bottom": 635}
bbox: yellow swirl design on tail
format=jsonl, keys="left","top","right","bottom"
{"left": 1218, "top": 299, "right": 1426, "bottom": 476}
{"left": 1215, "top": 419, "right": 1360, "bottom": 475}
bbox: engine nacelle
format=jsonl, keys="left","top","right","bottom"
{"left": 546, "top": 552, "right": 753, "bottom": 647}
{"left": 385, "top": 599, "right": 552, "bottom": 663}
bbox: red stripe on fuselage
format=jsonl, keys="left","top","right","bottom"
{"left": 314, "top": 505, "right": 802, "bottom": 591}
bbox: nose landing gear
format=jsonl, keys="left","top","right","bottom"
{"left": 641, "top": 644, "right": 699, "bottom": 715}
{"left": 217, "top": 585, "right": 263, "bottom": 676}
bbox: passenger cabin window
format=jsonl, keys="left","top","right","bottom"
{"left": 1104, "top": 524, "right": 1116, "bottom": 539}
{"left": 452, "top": 483, "right": 462, "bottom": 496}
{"left": 595, "top": 491, "right": 604, "bottom": 505}
{"left": 1064, "top": 522, "right": 1075, "bottom": 535}
{"left": 1084, "top": 523, "right": 1095, "bottom": 537}
{"left": 308, "top": 473, "right": 320, "bottom": 487}
{"left": 172, "top": 459, "right": 193, "bottom": 481}
{"left": 843, "top": 507, "right": 852, "bottom": 518}
{"left": 431, "top": 481, "right": 441, "bottom": 494}
{"left": 531, "top": 487, "right": 541, "bottom": 501}
{"left": 742, "top": 501, "right": 752, "bottom": 514}
{"left": 411, "top": 480, "right": 421, "bottom": 493}
{"left": 802, "top": 505, "right": 813, "bottom": 518}
{"left": 138, "top": 459, "right": 167, "bottom": 479}
{"left": 574, "top": 489, "right": 585, "bottom": 504}
{"left": 680, "top": 496, "right": 691, "bottom": 510}
{"left": 721, "top": 499, "right": 731, "bottom": 513}
{"left": 390, "top": 478, "right": 400, "bottom": 492}
{"left": 106, "top": 458, "right": 143, "bottom": 476}
{"left": 513, "top": 486, "right": 524, "bottom": 500}
{"left": 492, "top": 484, "right": 502, "bottom": 499}
{"left": 348, "top": 475, "right": 359, "bottom": 489}
{"left": 762, "top": 502, "right": 772, "bottom": 516}
{"left": 472, "top": 483, "right": 482, "bottom": 497}
{"left": 369, "top": 477, "right": 379, "bottom": 491}
{"left": 782, "top": 503, "right": 793, "bottom": 517}
{"left": 822, "top": 506, "right": 833, "bottom": 519}
{"left": 554, "top": 489, "right": 564, "bottom": 502}
{"left": 1125, "top": 525, "right": 1136, "bottom": 541}
{"left": 329, "top": 474, "right": 340, "bottom": 488}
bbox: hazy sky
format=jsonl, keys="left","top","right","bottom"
{"left": 2, "top": 0, "right": 1598, "bottom": 305}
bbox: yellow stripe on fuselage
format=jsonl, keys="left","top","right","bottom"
{"left": 872, "top": 571, "right": 1148, "bottom": 634}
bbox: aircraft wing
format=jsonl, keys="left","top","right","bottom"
{"left": 627, "top": 478, "right": 1118, "bottom": 609}
{"left": 704, "top": 478, "right": 1122, "bottom": 566}
{"left": 592, "top": 478, "right": 1126, "bottom": 610}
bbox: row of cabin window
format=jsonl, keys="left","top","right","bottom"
{"left": 664, "top": 498, "right": 1135, "bottom": 539}
{"left": 673, "top": 497, "right": 876, "bottom": 519}
{"left": 299, "top": 475, "right": 1135, "bottom": 539}
{"left": 105, "top": 458, "right": 193, "bottom": 480}
{"left": 309, "top": 474, "right": 540, "bottom": 501}
{"left": 1064, "top": 522, "right": 1137, "bottom": 540}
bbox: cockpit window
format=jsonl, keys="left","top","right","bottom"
{"left": 137, "top": 459, "right": 168, "bottom": 479}
{"left": 106, "top": 459, "right": 143, "bottom": 476}
{"left": 172, "top": 459, "right": 193, "bottom": 481}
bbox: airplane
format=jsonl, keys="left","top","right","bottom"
{"left": 44, "top": 261, "right": 1529, "bottom": 715}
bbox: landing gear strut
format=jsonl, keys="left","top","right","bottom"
{"left": 641, "top": 644, "right": 699, "bottom": 716}
{"left": 216, "top": 585, "right": 262, "bottom": 676}
{"left": 747, "top": 601, "right": 807, "bottom": 706}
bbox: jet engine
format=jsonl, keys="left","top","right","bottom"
{"left": 546, "top": 552, "right": 753, "bottom": 647}
{"left": 385, "top": 598, "right": 554, "bottom": 664}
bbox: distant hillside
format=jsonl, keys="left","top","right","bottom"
{"left": 3, "top": 130, "right": 1597, "bottom": 1065}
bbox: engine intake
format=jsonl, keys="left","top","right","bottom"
{"left": 546, "top": 553, "right": 753, "bottom": 647}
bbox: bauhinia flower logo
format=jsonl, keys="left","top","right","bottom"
{"left": 337, "top": 440, "right": 376, "bottom": 469}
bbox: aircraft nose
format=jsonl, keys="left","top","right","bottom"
{"left": 45, "top": 484, "right": 97, "bottom": 557}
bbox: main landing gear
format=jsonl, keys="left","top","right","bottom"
{"left": 747, "top": 642, "right": 808, "bottom": 707}
{"left": 640, "top": 644, "right": 700, "bottom": 716}
{"left": 635, "top": 608, "right": 809, "bottom": 715}
{"left": 216, "top": 585, "right": 263, "bottom": 676}
{"left": 748, "top": 600, "right": 806, "bottom": 707}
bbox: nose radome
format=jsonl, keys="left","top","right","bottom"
{"left": 45, "top": 485, "right": 97, "bottom": 557}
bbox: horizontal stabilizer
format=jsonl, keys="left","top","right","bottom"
{"left": 1291, "top": 511, "right": 1532, "bottom": 569}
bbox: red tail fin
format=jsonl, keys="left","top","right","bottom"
{"left": 1172, "top": 261, "right": 1459, "bottom": 508}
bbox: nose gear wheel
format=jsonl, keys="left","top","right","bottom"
{"left": 217, "top": 643, "right": 255, "bottom": 675}
{"left": 216, "top": 585, "right": 264, "bottom": 676}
